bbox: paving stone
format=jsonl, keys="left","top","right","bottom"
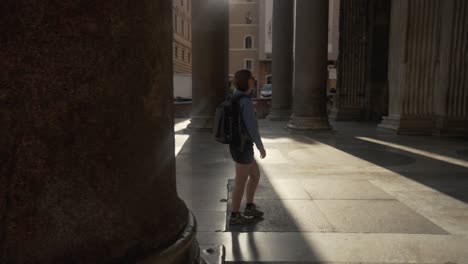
{"left": 193, "top": 211, "right": 226, "bottom": 232}
{"left": 225, "top": 199, "right": 333, "bottom": 232}
{"left": 335, "top": 148, "right": 417, "bottom": 167}
{"left": 199, "top": 244, "right": 225, "bottom": 264}
{"left": 256, "top": 148, "right": 289, "bottom": 164}
{"left": 227, "top": 179, "right": 311, "bottom": 200}
{"left": 315, "top": 200, "right": 448, "bottom": 234}
{"left": 178, "top": 187, "right": 228, "bottom": 201}
{"left": 301, "top": 179, "right": 395, "bottom": 200}
{"left": 177, "top": 120, "right": 468, "bottom": 263}
{"left": 184, "top": 199, "right": 227, "bottom": 212}
{"left": 197, "top": 232, "right": 468, "bottom": 263}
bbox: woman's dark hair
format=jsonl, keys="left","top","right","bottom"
{"left": 234, "top": 69, "right": 252, "bottom": 92}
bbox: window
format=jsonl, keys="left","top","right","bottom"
{"left": 244, "top": 36, "right": 253, "bottom": 49}
{"left": 245, "top": 12, "right": 253, "bottom": 24}
{"left": 188, "top": 23, "right": 191, "bottom": 40}
{"left": 182, "top": 19, "right": 185, "bottom": 36}
{"left": 175, "top": 47, "right": 178, "bottom": 58}
{"left": 181, "top": 0, "right": 183, "bottom": 6}
{"left": 174, "top": 15, "right": 178, "bottom": 33}
{"left": 187, "top": 0, "right": 190, "bottom": 11}
{"left": 244, "top": 59, "right": 253, "bottom": 70}
{"left": 182, "top": 49, "right": 185, "bottom": 61}
{"left": 188, "top": 52, "right": 191, "bottom": 63}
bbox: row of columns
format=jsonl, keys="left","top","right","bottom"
{"left": 379, "top": 0, "right": 468, "bottom": 135}
{"left": 189, "top": 0, "right": 468, "bottom": 136}
{"left": 189, "top": 0, "right": 332, "bottom": 131}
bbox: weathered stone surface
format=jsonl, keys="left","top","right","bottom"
{"left": 268, "top": 0, "right": 294, "bottom": 121}
{"left": 0, "top": 1, "right": 187, "bottom": 263}
{"left": 188, "top": 0, "right": 229, "bottom": 130}
{"left": 380, "top": 0, "right": 468, "bottom": 135}
{"left": 287, "top": 0, "right": 332, "bottom": 131}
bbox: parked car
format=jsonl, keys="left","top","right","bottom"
{"left": 260, "top": 84, "right": 272, "bottom": 98}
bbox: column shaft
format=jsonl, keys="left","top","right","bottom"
{"left": 433, "top": 0, "right": 468, "bottom": 135}
{"left": 330, "top": 0, "right": 369, "bottom": 121}
{"left": 1, "top": 1, "right": 194, "bottom": 263}
{"left": 379, "top": 0, "right": 468, "bottom": 135}
{"left": 288, "top": 0, "right": 332, "bottom": 130}
{"left": 267, "top": 0, "right": 294, "bottom": 121}
{"left": 189, "top": 0, "right": 229, "bottom": 130}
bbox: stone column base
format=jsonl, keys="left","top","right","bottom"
{"left": 187, "top": 115, "right": 214, "bottom": 131}
{"left": 433, "top": 116, "right": 468, "bottom": 136}
{"left": 136, "top": 211, "right": 200, "bottom": 264}
{"left": 379, "top": 115, "right": 433, "bottom": 135}
{"left": 329, "top": 107, "right": 363, "bottom": 121}
{"left": 267, "top": 108, "right": 292, "bottom": 121}
{"left": 287, "top": 115, "right": 332, "bottom": 130}
{"left": 378, "top": 115, "right": 400, "bottom": 131}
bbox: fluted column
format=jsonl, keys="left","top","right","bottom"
{"left": 329, "top": 0, "right": 369, "bottom": 121}
{"left": 267, "top": 0, "right": 294, "bottom": 121}
{"left": 188, "top": 0, "right": 229, "bottom": 130}
{"left": 379, "top": 0, "right": 409, "bottom": 131}
{"left": 433, "top": 0, "right": 468, "bottom": 135}
{"left": 287, "top": 0, "right": 332, "bottom": 130}
{"left": 379, "top": 0, "right": 464, "bottom": 135}
{"left": 1, "top": 1, "right": 196, "bottom": 263}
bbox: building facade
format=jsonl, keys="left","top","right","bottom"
{"left": 258, "top": 0, "right": 273, "bottom": 89}
{"left": 173, "top": 0, "right": 192, "bottom": 73}
{"left": 229, "top": 0, "right": 260, "bottom": 89}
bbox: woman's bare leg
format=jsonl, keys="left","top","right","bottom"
{"left": 231, "top": 162, "right": 251, "bottom": 212}
{"left": 246, "top": 160, "right": 260, "bottom": 204}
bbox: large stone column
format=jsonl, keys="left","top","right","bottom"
{"left": 379, "top": 0, "right": 437, "bottom": 134}
{"left": 1, "top": 1, "right": 196, "bottom": 263}
{"left": 188, "top": 0, "right": 229, "bottom": 130}
{"left": 433, "top": 0, "right": 468, "bottom": 135}
{"left": 379, "top": 0, "right": 468, "bottom": 135}
{"left": 267, "top": 0, "right": 294, "bottom": 121}
{"left": 287, "top": 0, "right": 332, "bottom": 130}
{"left": 329, "top": 0, "right": 369, "bottom": 121}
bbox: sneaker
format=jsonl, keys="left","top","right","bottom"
{"left": 229, "top": 213, "right": 256, "bottom": 225}
{"left": 243, "top": 204, "right": 264, "bottom": 218}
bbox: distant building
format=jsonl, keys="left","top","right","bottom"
{"left": 173, "top": 0, "right": 192, "bottom": 74}
{"left": 258, "top": 0, "right": 273, "bottom": 90}
{"left": 230, "top": 0, "right": 340, "bottom": 96}
{"left": 229, "top": 0, "right": 260, "bottom": 91}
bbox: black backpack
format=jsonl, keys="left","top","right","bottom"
{"left": 213, "top": 94, "right": 247, "bottom": 145}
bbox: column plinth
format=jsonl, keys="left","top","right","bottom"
{"left": 287, "top": 115, "right": 332, "bottom": 130}
{"left": 268, "top": 109, "right": 292, "bottom": 121}
{"left": 188, "top": 115, "right": 215, "bottom": 131}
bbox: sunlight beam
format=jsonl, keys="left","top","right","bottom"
{"left": 357, "top": 137, "right": 468, "bottom": 168}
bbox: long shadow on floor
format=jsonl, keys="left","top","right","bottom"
{"left": 302, "top": 121, "right": 468, "bottom": 204}
{"left": 175, "top": 129, "right": 323, "bottom": 262}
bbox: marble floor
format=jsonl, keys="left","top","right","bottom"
{"left": 175, "top": 118, "right": 468, "bottom": 264}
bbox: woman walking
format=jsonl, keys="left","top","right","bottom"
{"left": 229, "top": 69, "right": 267, "bottom": 225}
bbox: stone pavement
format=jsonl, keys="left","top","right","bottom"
{"left": 175, "top": 119, "right": 468, "bottom": 264}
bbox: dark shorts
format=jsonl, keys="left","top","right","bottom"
{"left": 229, "top": 141, "right": 254, "bottom": 165}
